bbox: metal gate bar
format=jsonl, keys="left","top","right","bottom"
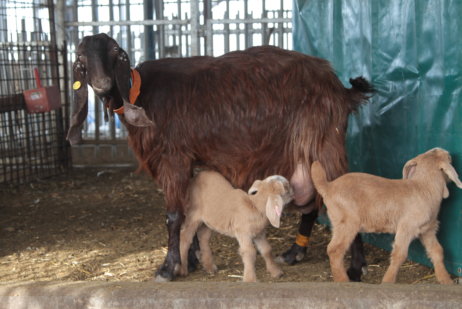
{"left": 0, "top": 1, "right": 70, "bottom": 184}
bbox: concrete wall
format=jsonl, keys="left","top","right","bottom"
{"left": 0, "top": 281, "right": 461, "bottom": 309}
{"left": 71, "top": 143, "right": 137, "bottom": 167}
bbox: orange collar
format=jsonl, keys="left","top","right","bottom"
{"left": 113, "top": 68, "right": 141, "bottom": 115}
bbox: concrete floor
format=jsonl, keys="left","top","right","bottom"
{"left": 0, "top": 281, "right": 461, "bottom": 309}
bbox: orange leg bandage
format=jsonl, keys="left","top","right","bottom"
{"left": 295, "top": 233, "right": 310, "bottom": 247}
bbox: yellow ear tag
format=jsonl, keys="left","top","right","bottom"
{"left": 73, "top": 81, "right": 81, "bottom": 90}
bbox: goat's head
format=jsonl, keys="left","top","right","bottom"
{"left": 248, "top": 175, "right": 294, "bottom": 228}
{"left": 402, "top": 147, "right": 462, "bottom": 198}
{"left": 67, "top": 33, "right": 152, "bottom": 145}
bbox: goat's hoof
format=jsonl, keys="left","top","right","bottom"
{"left": 276, "top": 243, "right": 307, "bottom": 265}
{"left": 333, "top": 277, "right": 350, "bottom": 283}
{"left": 155, "top": 264, "right": 177, "bottom": 282}
{"left": 347, "top": 265, "right": 366, "bottom": 282}
{"left": 439, "top": 278, "right": 454, "bottom": 285}
{"left": 270, "top": 269, "right": 284, "bottom": 278}
{"left": 178, "top": 266, "right": 189, "bottom": 277}
{"left": 155, "top": 274, "right": 172, "bottom": 282}
{"left": 205, "top": 264, "right": 218, "bottom": 274}
{"left": 362, "top": 266, "right": 368, "bottom": 276}
{"left": 243, "top": 277, "right": 257, "bottom": 283}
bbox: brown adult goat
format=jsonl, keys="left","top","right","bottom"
{"left": 67, "top": 33, "right": 374, "bottom": 281}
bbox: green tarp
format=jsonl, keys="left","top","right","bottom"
{"left": 293, "top": 0, "right": 462, "bottom": 276}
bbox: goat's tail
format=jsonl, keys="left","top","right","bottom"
{"left": 347, "top": 76, "right": 375, "bottom": 112}
{"left": 311, "top": 161, "right": 329, "bottom": 198}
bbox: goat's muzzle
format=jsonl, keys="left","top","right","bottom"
{"left": 91, "top": 77, "right": 112, "bottom": 95}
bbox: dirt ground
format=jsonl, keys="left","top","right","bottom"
{"left": 0, "top": 167, "right": 445, "bottom": 284}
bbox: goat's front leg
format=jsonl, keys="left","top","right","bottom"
{"left": 327, "top": 225, "right": 359, "bottom": 282}
{"left": 155, "top": 211, "right": 183, "bottom": 282}
{"left": 347, "top": 234, "right": 367, "bottom": 282}
{"left": 382, "top": 229, "right": 414, "bottom": 283}
{"left": 254, "top": 232, "right": 283, "bottom": 278}
{"left": 237, "top": 235, "right": 258, "bottom": 282}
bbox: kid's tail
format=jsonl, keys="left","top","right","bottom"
{"left": 311, "top": 161, "right": 329, "bottom": 198}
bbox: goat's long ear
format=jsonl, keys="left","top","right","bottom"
{"left": 114, "top": 48, "right": 131, "bottom": 103}
{"left": 114, "top": 48, "right": 154, "bottom": 127}
{"left": 440, "top": 161, "right": 462, "bottom": 198}
{"left": 402, "top": 159, "right": 417, "bottom": 179}
{"left": 67, "top": 58, "right": 88, "bottom": 145}
{"left": 266, "top": 195, "right": 284, "bottom": 228}
{"left": 123, "top": 101, "right": 154, "bottom": 127}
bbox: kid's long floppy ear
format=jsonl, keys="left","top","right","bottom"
{"left": 440, "top": 161, "right": 462, "bottom": 198}
{"left": 402, "top": 159, "right": 417, "bottom": 179}
{"left": 114, "top": 48, "right": 153, "bottom": 127}
{"left": 67, "top": 57, "right": 88, "bottom": 145}
{"left": 266, "top": 195, "right": 284, "bottom": 228}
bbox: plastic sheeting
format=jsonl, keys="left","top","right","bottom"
{"left": 293, "top": 0, "right": 462, "bottom": 276}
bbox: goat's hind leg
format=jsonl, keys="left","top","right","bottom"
{"left": 327, "top": 226, "right": 359, "bottom": 282}
{"left": 347, "top": 234, "right": 367, "bottom": 282}
{"left": 197, "top": 225, "right": 217, "bottom": 274}
{"left": 420, "top": 227, "right": 453, "bottom": 284}
{"left": 278, "top": 208, "right": 317, "bottom": 265}
{"left": 187, "top": 235, "right": 200, "bottom": 273}
{"left": 178, "top": 216, "right": 202, "bottom": 277}
{"left": 254, "top": 232, "right": 283, "bottom": 278}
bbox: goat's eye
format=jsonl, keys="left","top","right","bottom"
{"left": 249, "top": 189, "right": 258, "bottom": 195}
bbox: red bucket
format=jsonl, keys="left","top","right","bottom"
{"left": 23, "top": 68, "right": 62, "bottom": 113}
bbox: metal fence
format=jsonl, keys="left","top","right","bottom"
{"left": 62, "top": 0, "right": 293, "bottom": 144}
{"left": 0, "top": 0, "right": 70, "bottom": 183}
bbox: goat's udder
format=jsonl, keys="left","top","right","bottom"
{"left": 290, "top": 163, "right": 315, "bottom": 206}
